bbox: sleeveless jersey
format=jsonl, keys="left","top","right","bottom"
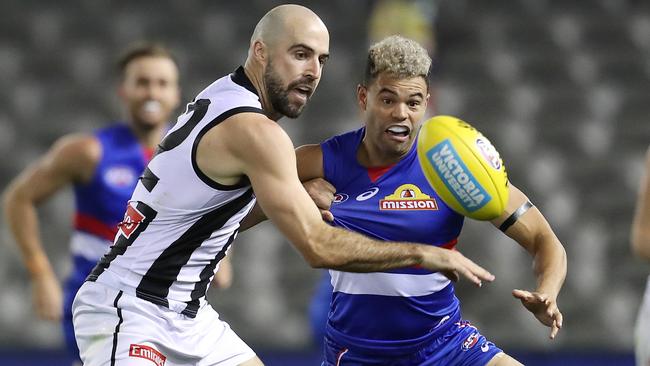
{"left": 322, "top": 127, "right": 465, "bottom": 355}
{"left": 88, "top": 67, "right": 262, "bottom": 318}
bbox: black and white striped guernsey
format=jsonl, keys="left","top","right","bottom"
{"left": 88, "top": 67, "right": 264, "bottom": 318}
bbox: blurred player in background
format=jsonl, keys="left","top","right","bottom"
{"left": 631, "top": 147, "right": 650, "bottom": 366}
{"left": 296, "top": 35, "right": 566, "bottom": 365}
{"left": 1, "top": 43, "right": 189, "bottom": 363}
{"left": 72, "top": 5, "right": 496, "bottom": 366}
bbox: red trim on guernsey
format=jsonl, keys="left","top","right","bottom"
{"left": 142, "top": 147, "right": 155, "bottom": 163}
{"left": 74, "top": 213, "right": 118, "bottom": 241}
{"left": 412, "top": 238, "right": 458, "bottom": 269}
{"left": 441, "top": 238, "right": 458, "bottom": 250}
{"left": 366, "top": 164, "right": 395, "bottom": 182}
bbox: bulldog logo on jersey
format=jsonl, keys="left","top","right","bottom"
{"left": 379, "top": 184, "right": 438, "bottom": 211}
{"left": 104, "top": 166, "right": 137, "bottom": 188}
{"left": 119, "top": 203, "right": 145, "bottom": 239}
{"left": 461, "top": 332, "right": 480, "bottom": 351}
{"left": 333, "top": 193, "right": 349, "bottom": 204}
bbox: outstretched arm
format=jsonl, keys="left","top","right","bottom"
{"left": 199, "top": 113, "right": 494, "bottom": 285}
{"left": 240, "top": 143, "right": 333, "bottom": 230}
{"left": 491, "top": 183, "right": 567, "bottom": 339}
{"left": 2, "top": 134, "right": 99, "bottom": 321}
{"left": 632, "top": 147, "right": 650, "bottom": 261}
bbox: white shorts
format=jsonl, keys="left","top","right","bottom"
{"left": 637, "top": 276, "right": 650, "bottom": 366}
{"left": 72, "top": 281, "right": 256, "bottom": 366}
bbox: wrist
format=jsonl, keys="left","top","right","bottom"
{"left": 25, "top": 252, "right": 53, "bottom": 279}
{"left": 410, "top": 244, "right": 426, "bottom": 267}
{"left": 535, "top": 286, "right": 559, "bottom": 301}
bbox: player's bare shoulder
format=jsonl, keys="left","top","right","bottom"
{"left": 195, "top": 111, "right": 294, "bottom": 185}
{"left": 44, "top": 133, "right": 101, "bottom": 183}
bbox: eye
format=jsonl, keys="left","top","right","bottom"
{"left": 408, "top": 100, "right": 421, "bottom": 108}
{"left": 319, "top": 56, "right": 329, "bottom": 65}
{"left": 295, "top": 50, "right": 307, "bottom": 60}
{"left": 382, "top": 98, "right": 392, "bottom": 105}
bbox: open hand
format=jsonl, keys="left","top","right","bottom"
{"left": 422, "top": 247, "right": 495, "bottom": 287}
{"left": 512, "top": 289, "right": 563, "bottom": 339}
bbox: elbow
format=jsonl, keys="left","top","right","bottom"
{"left": 305, "top": 255, "right": 329, "bottom": 269}
{"left": 2, "top": 182, "right": 32, "bottom": 221}
{"left": 301, "top": 240, "right": 334, "bottom": 269}
{"left": 1, "top": 185, "right": 18, "bottom": 217}
{"left": 298, "top": 227, "right": 343, "bottom": 269}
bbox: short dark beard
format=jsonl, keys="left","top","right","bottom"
{"left": 264, "top": 62, "right": 307, "bottom": 119}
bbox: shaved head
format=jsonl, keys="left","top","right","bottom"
{"left": 244, "top": 4, "right": 329, "bottom": 120}
{"left": 250, "top": 4, "right": 327, "bottom": 49}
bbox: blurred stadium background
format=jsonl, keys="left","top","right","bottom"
{"left": 0, "top": 0, "right": 648, "bottom": 365}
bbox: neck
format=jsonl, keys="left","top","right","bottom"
{"left": 243, "top": 62, "right": 282, "bottom": 121}
{"left": 129, "top": 122, "right": 167, "bottom": 149}
{"left": 357, "top": 138, "right": 411, "bottom": 168}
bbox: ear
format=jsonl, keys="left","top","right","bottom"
{"left": 425, "top": 91, "right": 434, "bottom": 115}
{"left": 357, "top": 84, "right": 368, "bottom": 111}
{"left": 252, "top": 40, "right": 267, "bottom": 63}
{"left": 117, "top": 82, "right": 127, "bottom": 103}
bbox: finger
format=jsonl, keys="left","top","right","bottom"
{"left": 455, "top": 266, "right": 481, "bottom": 287}
{"left": 322, "top": 180, "right": 337, "bottom": 193}
{"left": 550, "top": 319, "right": 559, "bottom": 339}
{"left": 555, "top": 309, "right": 563, "bottom": 329}
{"left": 441, "top": 270, "right": 459, "bottom": 283}
{"left": 455, "top": 261, "right": 493, "bottom": 287}
{"left": 512, "top": 289, "right": 533, "bottom": 301}
{"left": 547, "top": 305, "right": 556, "bottom": 319}
{"left": 460, "top": 256, "right": 495, "bottom": 282}
{"left": 320, "top": 210, "right": 334, "bottom": 222}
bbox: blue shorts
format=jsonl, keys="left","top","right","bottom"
{"left": 323, "top": 320, "right": 502, "bottom": 366}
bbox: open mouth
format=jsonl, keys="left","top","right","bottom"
{"left": 385, "top": 125, "right": 411, "bottom": 138}
{"left": 292, "top": 85, "right": 313, "bottom": 100}
{"left": 142, "top": 100, "right": 162, "bottom": 114}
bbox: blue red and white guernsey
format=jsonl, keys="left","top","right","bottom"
{"left": 321, "top": 127, "right": 502, "bottom": 365}
{"left": 63, "top": 123, "right": 152, "bottom": 356}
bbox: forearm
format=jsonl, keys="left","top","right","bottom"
{"left": 307, "top": 225, "right": 424, "bottom": 272}
{"left": 3, "top": 191, "right": 53, "bottom": 278}
{"left": 531, "top": 232, "right": 567, "bottom": 299}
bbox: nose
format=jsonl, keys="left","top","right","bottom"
{"left": 392, "top": 103, "right": 409, "bottom": 120}
{"left": 146, "top": 83, "right": 162, "bottom": 99}
{"left": 304, "top": 57, "right": 322, "bottom": 80}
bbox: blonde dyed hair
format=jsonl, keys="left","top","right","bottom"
{"left": 364, "top": 35, "right": 431, "bottom": 88}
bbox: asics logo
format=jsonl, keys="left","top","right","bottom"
{"left": 356, "top": 187, "right": 379, "bottom": 201}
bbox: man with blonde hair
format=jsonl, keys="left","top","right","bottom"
{"left": 294, "top": 35, "right": 566, "bottom": 366}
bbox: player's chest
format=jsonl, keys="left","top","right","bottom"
{"left": 330, "top": 170, "right": 460, "bottom": 226}
{"left": 95, "top": 147, "right": 147, "bottom": 196}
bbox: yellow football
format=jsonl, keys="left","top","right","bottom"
{"left": 416, "top": 115, "right": 509, "bottom": 220}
